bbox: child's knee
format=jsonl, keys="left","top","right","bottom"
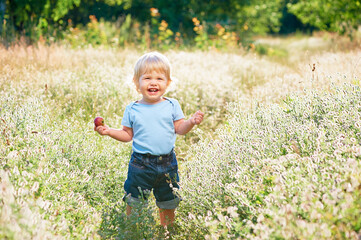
{"left": 156, "top": 197, "right": 181, "bottom": 209}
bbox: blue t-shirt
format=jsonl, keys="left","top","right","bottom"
{"left": 121, "top": 97, "right": 185, "bottom": 155}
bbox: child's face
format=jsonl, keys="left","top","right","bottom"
{"left": 138, "top": 70, "right": 168, "bottom": 104}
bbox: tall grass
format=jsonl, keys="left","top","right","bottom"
{"left": 1, "top": 37, "right": 361, "bottom": 239}
{"left": 179, "top": 84, "right": 361, "bottom": 239}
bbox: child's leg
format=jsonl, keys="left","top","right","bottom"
{"left": 126, "top": 204, "right": 132, "bottom": 216}
{"left": 159, "top": 208, "right": 175, "bottom": 227}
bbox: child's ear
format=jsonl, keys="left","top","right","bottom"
{"left": 166, "top": 78, "right": 172, "bottom": 87}
{"left": 133, "top": 77, "right": 141, "bottom": 92}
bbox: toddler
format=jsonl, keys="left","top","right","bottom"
{"left": 95, "top": 52, "right": 204, "bottom": 227}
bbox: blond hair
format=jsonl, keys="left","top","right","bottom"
{"left": 133, "top": 52, "right": 172, "bottom": 92}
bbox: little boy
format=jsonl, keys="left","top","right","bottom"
{"left": 95, "top": 52, "right": 204, "bottom": 227}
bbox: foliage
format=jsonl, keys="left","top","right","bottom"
{"left": 236, "top": 0, "right": 283, "bottom": 35}
{"left": 288, "top": 0, "right": 361, "bottom": 38}
{"left": 149, "top": 8, "right": 174, "bottom": 50}
{"left": 2, "top": 0, "right": 361, "bottom": 48}
{"left": 2, "top": 0, "right": 81, "bottom": 43}
{"left": 64, "top": 14, "right": 134, "bottom": 48}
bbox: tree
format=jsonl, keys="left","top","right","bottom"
{"left": 287, "top": 0, "right": 361, "bottom": 37}
{"left": 4, "top": 0, "right": 81, "bottom": 42}
{"left": 0, "top": 0, "right": 5, "bottom": 29}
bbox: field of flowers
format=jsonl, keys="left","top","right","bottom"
{"left": 1, "top": 36, "right": 361, "bottom": 239}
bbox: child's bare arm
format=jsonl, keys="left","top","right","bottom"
{"left": 174, "top": 110, "right": 204, "bottom": 135}
{"left": 95, "top": 125, "right": 133, "bottom": 142}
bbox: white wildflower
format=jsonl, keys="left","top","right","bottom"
{"left": 30, "top": 182, "right": 39, "bottom": 192}
{"left": 188, "top": 213, "right": 196, "bottom": 220}
{"left": 257, "top": 214, "right": 265, "bottom": 223}
{"left": 315, "top": 201, "right": 324, "bottom": 209}
{"left": 227, "top": 206, "right": 239, "bottom": 218}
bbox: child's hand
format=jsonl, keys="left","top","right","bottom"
{"left": 190, "top": 110, "right": 204, "bottom": 125}
{"left": 95, "top": 125, "right": 110, "bottom": 135}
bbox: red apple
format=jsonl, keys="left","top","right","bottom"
{"left": 94, "top": 117, "right": 104, "bottom": 131}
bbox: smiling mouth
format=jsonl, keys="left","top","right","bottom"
{"left": 148, "top": 88, "right": 159, "bottom": 92}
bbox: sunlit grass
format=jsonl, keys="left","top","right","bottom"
{"left": 1, "top": 35, "right": 361, "bottom": 239}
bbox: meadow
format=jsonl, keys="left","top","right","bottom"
{"left": 1, "top": 34, "right": 361, "bottom": 239}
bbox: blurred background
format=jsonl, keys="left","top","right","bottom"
{"left": 1, "top": 0, "right": 361, "bottom": 50}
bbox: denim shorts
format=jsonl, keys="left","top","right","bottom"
{"left": 123, "top": 150, "right": 181, "bottom": 209}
